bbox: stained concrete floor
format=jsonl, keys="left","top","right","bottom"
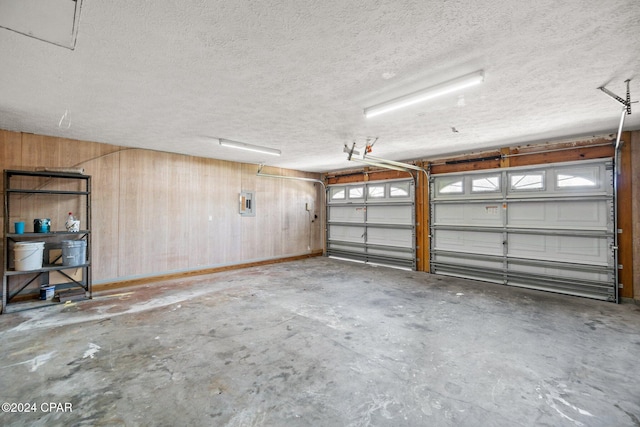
{"left": 1, "top": 257, "right": 639, "bottom": 427}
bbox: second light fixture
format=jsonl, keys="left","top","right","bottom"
{"left": 364, "top": 70, "right": 484, "bottom": 118}
{"left": 218, "top": 138, "right": 281, "bottom": 156}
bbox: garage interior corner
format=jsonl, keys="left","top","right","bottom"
{"left": 0, "top": 257, "right": 638, "bottom": 427}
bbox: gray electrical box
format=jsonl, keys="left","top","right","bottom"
{"left": 239, "top": 191, "right": 255, "bottom": 216}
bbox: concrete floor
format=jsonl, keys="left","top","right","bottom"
{"left": 1, "top": 257, "right": 639, "bottom": 427}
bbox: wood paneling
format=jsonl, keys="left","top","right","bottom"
{"left": 415, "top": 162, "right": 429, "bottom": 272}
{"left": 508, "top": 139, "right": 614, "bottom": 167}
{"left": 1, "top": 130, "right": 322, "bottom": 289}
{"left": 429, "top": 151, "right": 502, "bottom": 175}
{"left": 89, "top": 150, "right": 121, "bottom": 281}
{"left": 631, "top": 131, "right": 640, "bottom": 302}
{"left": 0, "top": 130, "right": 22, "bottom": 285}
{"left": 0, "top": 130, "right": 22, "bottom": 169}
{"left": 617, "top": 132, "right": 634, "bottom": 299}
{"left": 118, "top": 149, "right": 171, "bottom": 277}
{"left": 327, "top": 169, "right": 413, "bottom": 185}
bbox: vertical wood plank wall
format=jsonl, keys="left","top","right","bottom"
{"left": 1, "top": 130, "right": 323, "bottom": 287}
{"left": 631, "top": 131, "right": 640, "bottom": 302}
{"left": 415, "top": 163, "right": 429, "bottom": 272}
{"left": 617, "top": 133, "right": 634, "bottom": 300}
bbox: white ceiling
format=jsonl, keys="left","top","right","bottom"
{"left": 0, "top": 0, "right": 639, "bottom": 173}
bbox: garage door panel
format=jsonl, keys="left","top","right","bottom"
{"left": 328, "top": 206, "right": 365, "bottom": 223}
{"left": 556, "top": 202, "right": 605, "bottom": 224}
{"left": 506, "top": 277, "right": 613, "bottom": 301}
{"left": 367, "top": 227, "right": 412, "bottom": 248}
{"left": 434, "top": 253, "right": 503, "bottom": 270}
{"left": 431, "top": 159, "right": 616, "bottom": 302}
{"left": 367, "top": 205, "right": 412, "bottom": 225}
{"left": 508, "top": 200, "right": 610, "bottom": 230}
{"left": 432, "top": 253, "right": 504, "bottom": 283}
{"left": 508, "top": 233, "right": 609, "bottom": 264}
{"left": 434, "top": 203, "right": 503, "bottom": 227}
{"left": 433, "top": 229, "right": 503, "bottom": 255}
{"left": 507, "top": 234, "right": 547, "bottom": 254}
{"left": 328, "top": 225, "right": 365, "bottom": 243}
{"left": 434, "top": 204, "right": 464, "bottom": 223}
{"left": 508, "top": 203, "right": 544, "bottom": 222}
{"left": 328, "top": 242, "right": 365, "bottom": 254}
{"left": 368, "top": 247, "right": 414, "bottom": 260}
{"left": 327, "top": 180, "right": 415, "bottom": 269}
{"left": 557, "top": 236, "right": 609, "bottom": 261}
{"left": 507, "top": 261, "right": 611, "bottom": 283}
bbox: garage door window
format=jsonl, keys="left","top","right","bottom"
{"left": 330, "top": 187, "right": 345, "bottom": 200}
{"left": 510, "top": 172, "right": 545, "bottom": 191}
{"left": 438, "top": 179, "right": 464, "bottom": 195}
{"left": 368, "top": 185, "right": 385, "bottom": 198}
{"left": 556, "top": 167, "right": 598, "bottom": 188}
{"left": 390, "top": 182, "right": 410, "bottom": 197}
{"left": 472, "top": 175, "right": 500, "bottom": 193}
{"left": 349, "top": 186, "right": 364, "bottom": 199}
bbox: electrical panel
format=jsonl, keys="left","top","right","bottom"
{"left": 239, "top": 191, "right": 255, "bottom": 216}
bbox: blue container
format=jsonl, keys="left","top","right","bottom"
{"left": 14, "top": 221, "right": 25, "bottom": 234}
{"left": 34, "top": 218, "right": 51, "bottom": 233}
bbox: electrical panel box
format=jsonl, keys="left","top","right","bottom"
{"left": 239, "top": 191, "right": 255, "bottom": 216}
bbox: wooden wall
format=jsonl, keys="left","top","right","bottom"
{"left": 631, "top": 131, "right": 640, "bottom": 302}
{"left": 1, "top": 130, "right": 323, "bottom": 287}
{"left": 617, "top": 133, "right": 635, "bottom": 300}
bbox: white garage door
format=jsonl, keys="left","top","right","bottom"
{"left": 327, "top": 179, "right": 415, "bottom": 269}
{"left": 430, "top": 159, "right": 616, "bottom": 302}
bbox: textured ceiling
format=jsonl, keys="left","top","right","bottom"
{"left": 1, "top": 0, "right": 639, "bottom": 172}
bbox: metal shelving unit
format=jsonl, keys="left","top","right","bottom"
{"left": 2, "top": 170, "right": 92, "bottom": 313}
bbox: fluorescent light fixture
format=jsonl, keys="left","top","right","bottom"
{"left": 218, "top": 138, "right": 281, "bottom": 156}
{"left": 364, "top": 70, "right": 484, "bottom": 118}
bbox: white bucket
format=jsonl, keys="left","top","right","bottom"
{"left": 14, "top": 242, "right": 45, "bottom": 271}
{"left": 62, "top": 240, "right": 86, "bottom": 266}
